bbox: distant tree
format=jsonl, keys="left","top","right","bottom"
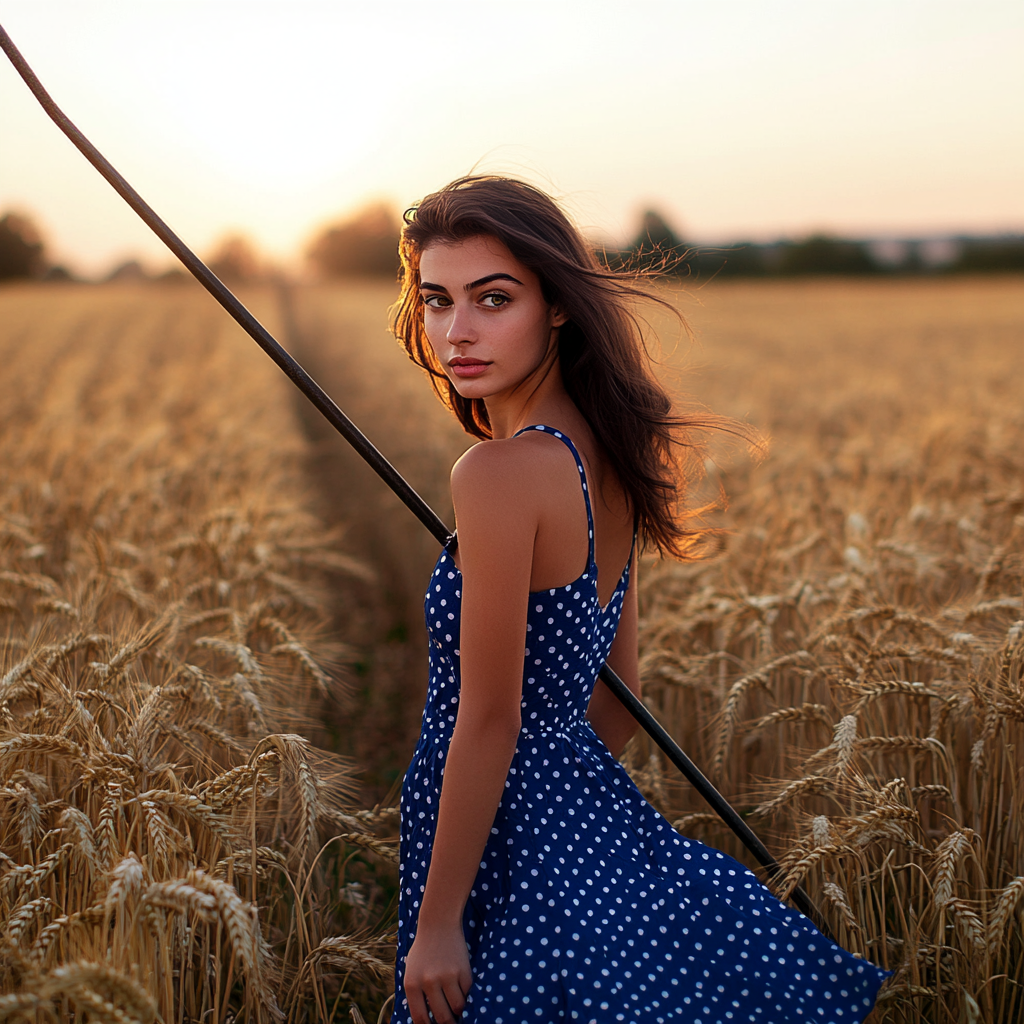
{"left": 778, "top": 234, "right": 879, "bottom": 275}
{"left": 42, "top": 265, "right": 75, "bottom": 282}
{"left": 307, "top": 203, "right": 401, "bottom": 279}
{"left": 626, "top": 209, "right": 687, "bottom": 274}
{"left": 950, "top": 238, "right": 1024, "bottom": 273}
{"left": 896, "top": 242, "right": 926, "bottom": 275}
{"left": 635, "top": 210, "right": 683, "bottom": 251}
{"left": 207, "top": 234, "right": 264, "bottom": 284}
{"left": 686, "top": 243, "right": 769, "bottom": 278}
{"left": 0, "top": 212, "right": 46, "bottom": 280}
{"left": 157, "top": 267, "right": 191, "bottom": 285}
{"left": 105, "top": 260, "right": 149, "bottom": 283}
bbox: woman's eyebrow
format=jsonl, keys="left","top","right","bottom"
{"left": 465, "top": 272, "right": 523, "bottom": 291}
{"left": 419, "top": 272, "right": 524, "bottom": 293}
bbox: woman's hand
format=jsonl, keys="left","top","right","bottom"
{"left": 404, "top": 924, "right": 472, "bottom": 1024}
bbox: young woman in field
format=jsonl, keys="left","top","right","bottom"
{"left": 387, "top": 176, "right": 890, "bottom": 1024}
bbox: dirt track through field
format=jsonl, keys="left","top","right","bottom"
{"left": 279, "top": 280, "right": 470, "bottom": 795}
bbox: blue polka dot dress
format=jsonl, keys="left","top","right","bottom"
{"left": 392, "top": 426, "right": 890, "bottom": 1023}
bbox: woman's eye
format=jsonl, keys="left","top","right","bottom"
{"left": 422, "top": 294, "right": 451, "bottom": 309}
{"left": 481, "top": 293, "right": 509, "bottom": 308}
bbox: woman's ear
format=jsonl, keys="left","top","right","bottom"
{"left": 550, "top": 306, "right": 569, "bottom": 328}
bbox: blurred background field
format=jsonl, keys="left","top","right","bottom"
{"left": 2, "top": 272, "right": 1023, "bottom": 1021}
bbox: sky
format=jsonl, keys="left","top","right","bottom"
{"left": 2, "top": 0, "right": 1022, "bottom": 276}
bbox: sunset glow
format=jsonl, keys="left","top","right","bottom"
{"left": 2, "top": 0, "right": 1022, "bottom": 275}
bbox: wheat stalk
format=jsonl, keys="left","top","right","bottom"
{"left": 212, "top": 847, "right": 288, "bottom": 880}
{"left": 28, "top": 962, "right": 156, "bottom": 1024}
{"left": 751, "top": 775, "right": 836, "bottom": 819}
{"left": 334, "top": 834, "right": 400, "bottom": 864}
{"left": 141, "top": 878, "right": 218, "bottom": 923}
{"left": 822, "top": 880, "right": 862, "bottom": 933}
{"left": 0, "top": 733, "right": 86, "bottom": 768}
{"left": 738, "top": 702, "right": 831, "bottom": 735}
{"left": 713, "top": 651, "right": 815, "bottom": 774}
{"left": 3, "top": 896, "right": 55, "bottom": 953}
{"left": 851, "top": 679, "right": 946, "bottom": 711}
{"left": 105, "top": 854, "right": 145, "bottom": 913}
{"left": 932, "top": 830, "right": 975, "bottom": 909}
{"left": 307, "top": 935, "right": 395, "bottom": 981}
{"left": 184, "top": 870, "right": 284, "bottom": 1022}
{"left": 811, "top": 815, "right": 831, "bottom": 847}
{"left": 946, "top": 897, "right": 986, "bottom": 956}
{"left": 672, "top": 812, "right": 722, "bottom": 834}
{"left": 986, "top": 876, "right": 1024, "bottom": 957}
{"left": 135, "top": 789, "right": 237, "bottom": 842}
{"left": 59, "top": 806, "right": 101, "bottom": 873}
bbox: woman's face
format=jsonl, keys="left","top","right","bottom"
{"left": 418, "top": 234, "right": 566, "bottom": 402}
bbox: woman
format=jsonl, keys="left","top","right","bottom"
{"left": 388, "top": 176, "right": 889, "bottom": 1024}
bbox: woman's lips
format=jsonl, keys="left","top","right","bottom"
{"left": 449, "top": 360, "right": 490, "bottom": 378}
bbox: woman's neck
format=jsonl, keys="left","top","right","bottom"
{"left": 484, "top": 353, "right": 576, "bottom": 440}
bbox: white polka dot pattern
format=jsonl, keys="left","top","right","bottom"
{"left": 392, "top": 426, "right": 890, "bottom": 1023}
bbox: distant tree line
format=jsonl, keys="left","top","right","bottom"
{"left": 607, "top": 209, "right": 1024, "bottom": 278}
{"left": 303, "top": 205, "right": 1024, "bottom": 281}
{"left": 0, "top": 211, "right": 275, "bottom": 285}
{"left": 4, "top": 204, "right": 1023, "bottom": 284}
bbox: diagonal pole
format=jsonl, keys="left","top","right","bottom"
{"left": 0, "top": 23, "right": 830, "bottom": 934}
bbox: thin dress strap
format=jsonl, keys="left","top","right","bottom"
{"left": 513, "top": 424, "right": 595, "bottom": 569}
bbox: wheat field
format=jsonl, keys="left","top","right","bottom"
{"left": 0, "top": 283, "right": 397, "bottom": 1023}
{"left": 2, "top": 275, "right": 1023, "bottom": 1022}
{"left": 632, "top": 278, "right": 1024, "bottom": 1022}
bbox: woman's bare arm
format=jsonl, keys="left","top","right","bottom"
{"left": 585, "top": 564, "right": 640, "bottom": 757}
{"left": 403, "top": 442, "right": 536, "bottom": 1024}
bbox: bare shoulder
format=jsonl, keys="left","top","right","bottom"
{"left": 450, "top": 432, "right": 573, "bottom": 515}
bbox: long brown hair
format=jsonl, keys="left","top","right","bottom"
{"left": 390, "top": 175, "right": 741, "bottom": 559}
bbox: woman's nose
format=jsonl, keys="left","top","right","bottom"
{"left": 446, "top": 304, "right": 477, "bottom": 345}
